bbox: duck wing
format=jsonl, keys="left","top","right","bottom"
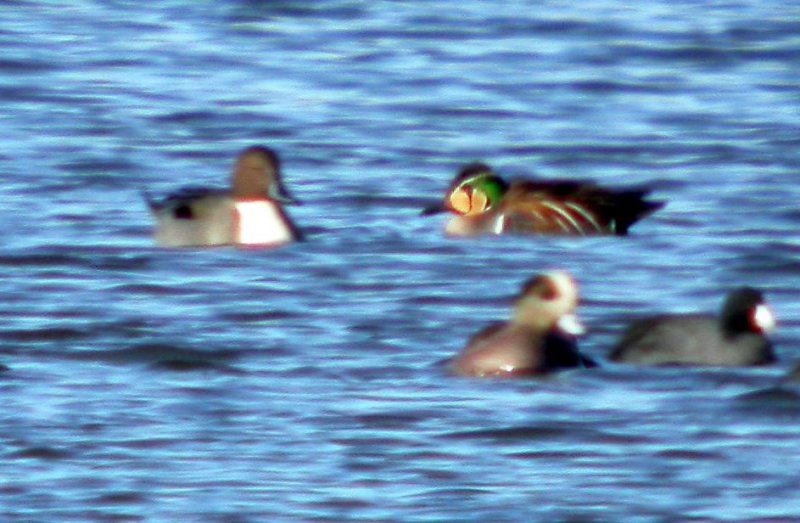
{"left": 144, "top": 187, "right": 228, "bottom": 219}
{"left": 501, "top": 180, "right": 663, "bottom": 235}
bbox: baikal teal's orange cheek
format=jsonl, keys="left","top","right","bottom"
{"left": 448, "top": 188, "right": 472, "bottom": 215}
{"left": 469, "top": 190, "right": 489, "bottom": 214}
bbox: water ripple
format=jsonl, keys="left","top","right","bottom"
{"left": 1, "top": 1, "right": 800, "bottom": 521}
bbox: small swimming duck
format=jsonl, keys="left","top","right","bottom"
{"left": 449, "top": 271, "right": 597, "bottom": 378}
{"left": 145, "top": 145, "right": 301, "bottom": 248}
{"left": 609, "top": 287, "right": 776, "bottom": 366}
{"left": 423, "top": 163, "right": 664, "bottom": 236}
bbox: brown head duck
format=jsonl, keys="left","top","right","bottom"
{"left": 145, "top": 145, "right": 301, "bottom": 248}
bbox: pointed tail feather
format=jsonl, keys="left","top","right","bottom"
{"left": 141, "top": 190, "right": 161, "bottom": 213}
{"left": 613, "top": 190, "right": 666, "bottom": 235}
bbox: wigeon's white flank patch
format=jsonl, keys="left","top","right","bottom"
{"left": 556, "top": 312, "right": 586, "bottom": 336}
{"left": 234, "top": 200, "right": 292, "bottom": 246}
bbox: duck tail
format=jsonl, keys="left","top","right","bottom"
{"left": 141, "top": 190, "right": 160, "bottom": 213}
{"left": 613, "top": 190, "right": 666, "bottom": 235}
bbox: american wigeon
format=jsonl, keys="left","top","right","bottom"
{"left": 449, "top": 271, "right": 596, "bottom": 377}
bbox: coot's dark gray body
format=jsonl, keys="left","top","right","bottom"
{"left": 609, "top": 288, "right": 775, "bottom": 367}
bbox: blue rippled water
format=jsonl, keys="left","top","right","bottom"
{"left": 2, "top": 1, "right": 800, "bottom": 521}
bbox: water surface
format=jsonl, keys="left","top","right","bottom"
{"left": 1, "top": 2, "right": 800, "bottom": 521}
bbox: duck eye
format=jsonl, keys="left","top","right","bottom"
{"left": 540, "top": 283, "right": 559, "bottom": 301}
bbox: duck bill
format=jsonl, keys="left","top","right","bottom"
{"left": 269, "top": 183, "right": 301, "bottom": 205}
{"left": 556, "top": 313, "right": 586, "bottom": 336}
{"left": 420, "top": 203, "right": 448, "bottom": 216}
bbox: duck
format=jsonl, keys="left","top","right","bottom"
{"left": 449, "top": 271, "right": 597, "bottom": 378}
{"left": 144, "top": 145, "right": 302, "bottom": 248}
{"left": 608, "top": 287, "right": 776, "bottom": 366}
{"left": 422, "top": 162, "right": 664, "bottom": 236}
